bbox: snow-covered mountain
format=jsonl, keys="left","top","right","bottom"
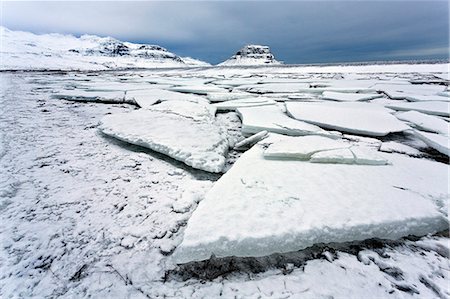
{"left": 0, "top": 27, "right": 209, "bottom": 70}
{"left": 219, "top": 44, "right": 281, "bottom": 66}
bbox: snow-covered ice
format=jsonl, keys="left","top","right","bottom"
{"left": 286, "top": 102, "right": 409, "bottom": 136}
{"left": 99, "top": 102, "right": 228, "bottom": 172}
{"left": 173, "top": 136, "right": 448, "bottom": 263}
{"left": 2, "top": 59, "right": 450, "bottom": 298}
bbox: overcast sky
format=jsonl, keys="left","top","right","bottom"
{"left": 1, "top": 1, "right": 449, "bottom": 64}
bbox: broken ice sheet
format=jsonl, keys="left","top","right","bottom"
{"left": 396, "top": 111, "right": 450, "bottom": 136}
{"left": 126, "top": 88, "right": 209, "bottom": 108}
{"left": 385, "top": 101, "right": 450, "bottom": 117}
{"left": 172, "top": 138, "right": 448, "bottom": 263}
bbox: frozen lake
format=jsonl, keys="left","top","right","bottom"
{"left": 0, "top": 64, "right": 449, "bottom": 298}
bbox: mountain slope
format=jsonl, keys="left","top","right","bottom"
{"left": 0, "top": 27, "right": 209, "bottom": 70}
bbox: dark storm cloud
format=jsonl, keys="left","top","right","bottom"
{"left": 1, "top": 1, "right": 448, "bottom": 64}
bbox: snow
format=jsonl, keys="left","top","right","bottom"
{"left": 414, "top": 130, "right": 450, "bottom": 156}
{"left": 236, "top": 105, "right": 337, "bottom": 137}
{"left": 286, "top": 102, "right": 409, "bottom": 136}
{"left": 173, "top": 138, "right": 448, "bottom": 263}
{"left": 168, "top": 85, "right": 225, "bottom": 95}
{"left": 396, "top": 111, "right": 450, "bottom": 136}
{"left": 1, "top": 27, "right": 210, "bottom": 70}
{"left": 218, "top": 45, "right": 280, "bottom": 66}
{"left": 322, "top": 91, "right": 382, "bottom": 102}
{"left": 99, "top": 103, "right": 228, "bottom": 172}
{"left": 385, "top": 101, "right": 450, "bottom": 117}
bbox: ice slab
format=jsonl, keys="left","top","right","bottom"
{"left": 322, "top": 91, "right": 382, "bottom": 102}
{"left": 403, "top": 95, "right": 450, "bottom": 102}
{"left": 286, "top": 102, "right": 409, "bottom": 136}
{"left": 374, "top": 83, "right": 445, "bottom": 99}
{"left": 236, "top": 105, "right": 336, "bottom": 137}
{"left": 173, "top": 139, "right": 448, "bottom": 263}
{"left": 309, "top": 148, "right": 355, "bottom": 164}
{"left": 242, "top": 83, "right": 311, "bottom": 94}
{"left": 145, "top": 100, "right": 216, "bottom": 121}
{"left": 396, "top": 111, "right": 449, "bottom": 136}
{"left": 214, "top": 97, "right": 276, "bottom": 111}
{"left": 126, "top": 89, "right": 208, "bottom": 108}
{"left": 234, "top": 131, "right": 269, "bottom": 150}
{"left": 414, "top": 130, "right": 450, "bottom": 156}
{"left": 207, "top": 92, "right": 250, "bottom": 103}
{"left": 168, "top": 85, "right": 225, "bottom": 95}
{"left": 385, "top": 101, "right": 450, "bottom": 117}
{"left": 99, "top": 103, "right": 228, "bottom": 173}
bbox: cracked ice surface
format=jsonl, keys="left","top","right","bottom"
{"left": 2, "top": 66, "right": 450, "bottom": 298}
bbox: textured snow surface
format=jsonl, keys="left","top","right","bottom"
{"left": 2, "top": 62, "right": 450, "bottom": 298}
{"left": 173, "top": 137, "right": 448, "bottom": 263}
{"left": 286, "top": 102, "right": 409, "bottom": 136}
{"left": 99, "top": 102, "right": 227, "bottom": 172}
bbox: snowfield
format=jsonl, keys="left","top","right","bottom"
{"left": 1, "top": 60, "right": 449, "bottom": 298}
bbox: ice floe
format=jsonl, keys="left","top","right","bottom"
{"left": 99, "top": 102, "right": 228, "bottom": 172}
{"left": 286, "top": 102, "right": 409, "bottom": 136}
{"left": 379, "top": 141, "right": 422, "bottom": 157}
{"left": 173, "top": 136, "right": 448, "bottom": 263}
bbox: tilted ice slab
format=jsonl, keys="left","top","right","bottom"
{"left": 373, "top": 83, "right": 446, "bottom": 99}
{"left": 99, "top": 102, "right": 228, "bottom": 173}
{"left": 51, "top": 89, "right": 132, "bottom": 104}
{"left": 207, "top": 91, "right": 251, "bottom": 103}
{"left": 380, "top": 141, "right": 422, "bottom": 157}
{"left": 240, "top": 83, "right": 311, "bottom": 94}
{"left": 126, "top": 89, "right": 208, "bottom": 108}
{"left": 286, "top": 102, "right": 409, "bottom": 136}
{"left": 414, "top": 130, "right": 450, "bottom": 156}
{"left": 172, "top": 138, "right": 448, "bottom": 263}
{"left": 263, "top": 135, "right": 389, "bottom": 165}
{"left": 403, "top": 94, "right": 450, "bottom": 103}
{"left": 214, "top": 97, "right": 276, "bottom": 111}
{"left": 168, "top": 85, "right": 225, "bottom": 95}
{"left": 386, "top": 101, "right": 450, "bottom": 117}
{"left": 236, "top": 105, "right": 337, "bottom": 137}
{"left": 321, "top": 91, "right": 382, "bottom": 102}
{"left": 396, "top": 111, "right": 449, "bottom": 136}
{"left": 145, "top": 100, "right": 217, "bottom": 121}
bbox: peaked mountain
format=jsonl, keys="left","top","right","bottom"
{"left": 219, "top": 45, "right": 281, "bottom": 66}
{"left": 0, "top": 27, "right": 210, "bottom": 70}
